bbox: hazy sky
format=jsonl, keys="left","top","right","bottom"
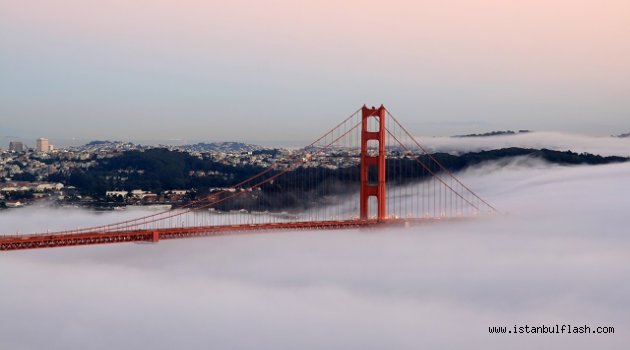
{"left": 1, "top": 0, "right": 629, "bottom": 144}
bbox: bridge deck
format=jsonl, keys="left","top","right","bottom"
{"left": 0, "top": 218, "right": 463, "bottom": 252}
{"left": 0, "top": 219, "right": 386, "bottom": 251}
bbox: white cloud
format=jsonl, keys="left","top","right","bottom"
{"left": 417, "top": 131, "right": 630, "bottom": 157}
{"left": 1, "top": 160, "right": 630, "bottom": 349}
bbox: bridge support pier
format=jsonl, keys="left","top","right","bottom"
{"left": 360, "top": 105, "right": 387, "bottom": 222}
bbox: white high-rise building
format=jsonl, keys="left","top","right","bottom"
{"left": 36, "top": 138, "right": 49, "bottom": 153}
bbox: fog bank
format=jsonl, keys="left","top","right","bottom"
{"left": 1, "top": 160, "right": 629, "bottom": 349}
{"left": 419, "top": 131, "right": 630, "bottom": 157}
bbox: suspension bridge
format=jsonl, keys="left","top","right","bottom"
{"left": 0, "top": 105, "right": 496, "bottom": 251}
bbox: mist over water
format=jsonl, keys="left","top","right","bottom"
{"left": 419, "top": 131, "right": 630, "bottom": 157}
{"left": 1, "top": 159, "right": 630, "bottom": 349}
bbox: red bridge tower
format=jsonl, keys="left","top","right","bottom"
{"left": 360, "top": 105, "right": 387, "bottom": 221}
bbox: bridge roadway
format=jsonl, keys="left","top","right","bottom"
{"left": 0, "top": 219, "right": 394, "bottom": 252}
{"left": 0, "top": 217, "right": 467, "bottom": 252}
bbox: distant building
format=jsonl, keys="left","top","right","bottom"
{"left": 168, "top": 190, "right": 188, "bottom": 195}
{"left": 106, "top": 191, "right": 129, "bottom": 198}
{"left": 9, "top": 141, "right": 24, "bottom": 152}
{"left": 166, "top": 189, "right": 188, "bottom": 201}
{"left": 35, "top": 183, "right": 64, "bottom": 192}
{"left": 36, "top": 138, "right": 49, "bottom": 153}
{"left": 130, "top": 189, "right": 147, "bottom": 197}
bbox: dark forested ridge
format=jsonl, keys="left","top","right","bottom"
{"left": 47, "top": 148, "right": 266, "bottom": 197}
{"left": 453, "top": 130, "right": 532, "bottom": 137}
{"left": 47, "top": 147, "right": 628, "bottom": 200}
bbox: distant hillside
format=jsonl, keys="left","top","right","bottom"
{"left": 180, "top": 142, "right": 263, "bottom": 153}
{"left": 86, "top": 140, "right": 117, "bottom": 146}
{"left": 453, "top": 130, "right": 532, "bottom": 138}
{"left": 47, "top": 147, "right": 628, "bottom": 201}
{"left": 78, "top": 140, "right": 138, "bottom": 151}
{"left": 430, "top": 148, "right": 628, "bottom": 168}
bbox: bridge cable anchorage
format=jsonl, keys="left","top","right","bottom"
{"left": 0, "top": 105, "right": 497, "bottom": 251}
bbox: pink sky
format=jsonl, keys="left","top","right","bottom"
{"left": 1, "top": 0, "right": 629, "bottom": 141}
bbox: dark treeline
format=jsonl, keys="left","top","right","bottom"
{"left": 47, "top": 148, "right": 267, "bottom": 197}
{"left": 47, "top": 147, "right": 628, "bottom": 210}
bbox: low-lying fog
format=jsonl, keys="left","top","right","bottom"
{"left": 420, "top": 131, "right": 630, "bottom": 156}
{"left": 1, "top": 158, "right": 629, "bottom": 349}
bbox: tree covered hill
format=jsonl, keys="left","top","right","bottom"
{"left": 453, "top": 130, "right": 532, "bottom": 137}
{"left": 47, "top": 147, "right": 628, "bottom": 199}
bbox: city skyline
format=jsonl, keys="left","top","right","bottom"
{"left": 1, "top": 0, "right": 629, "bottom": 142}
